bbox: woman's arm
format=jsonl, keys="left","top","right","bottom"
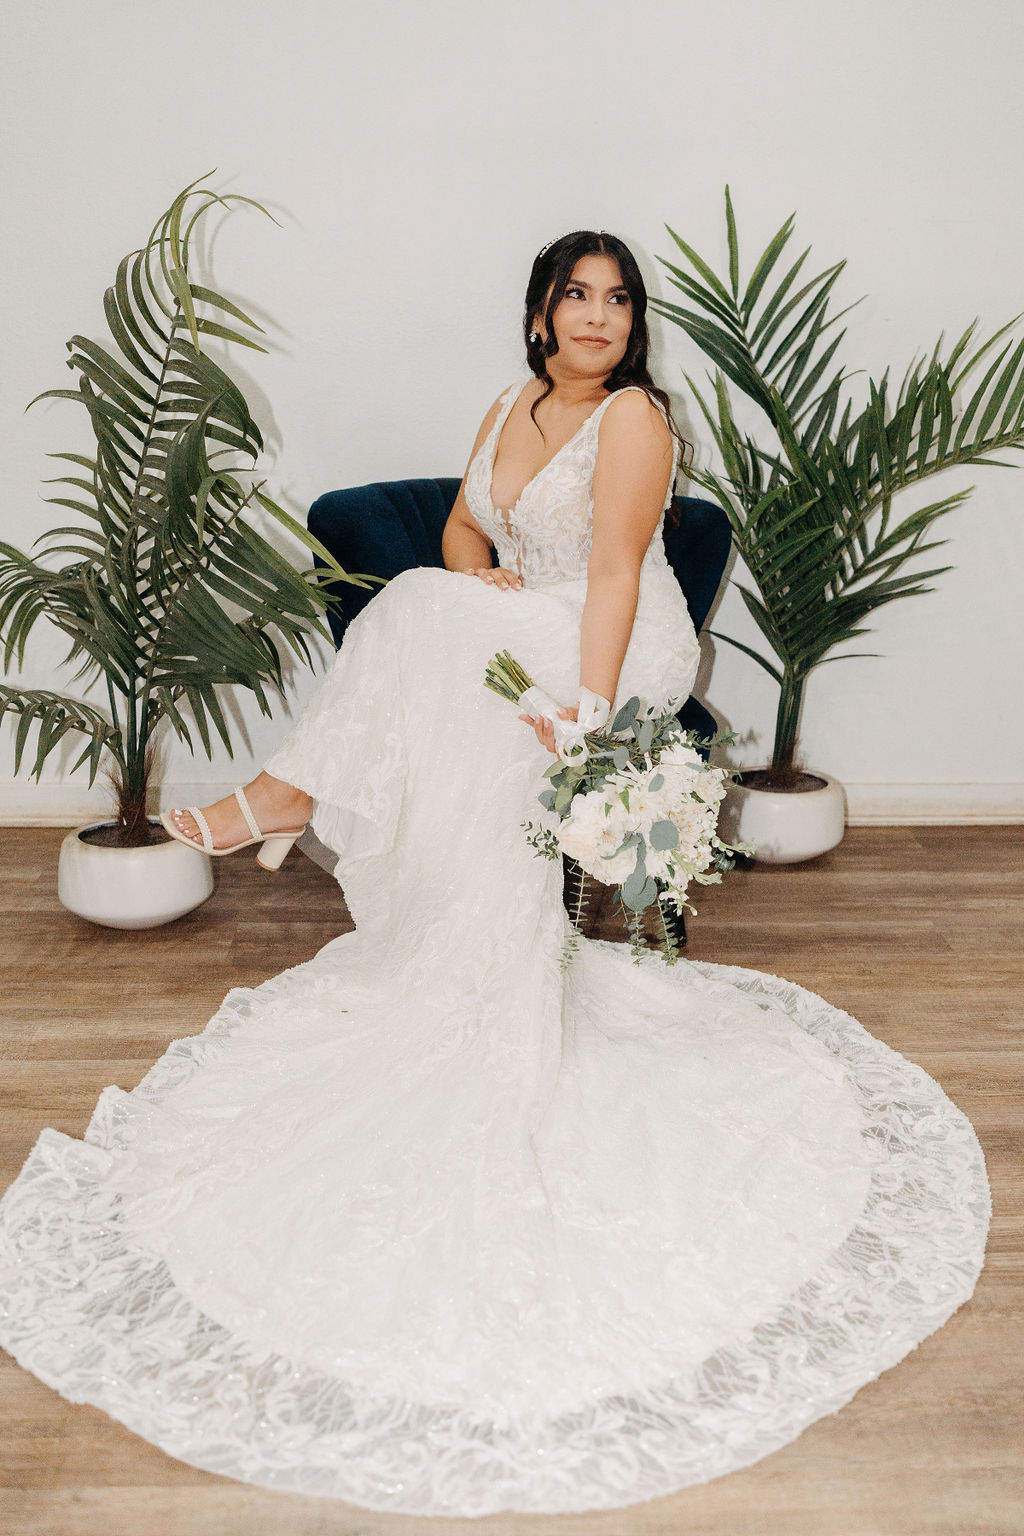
{"left": 441, "top": 392, "right": 506, "bottom": 574}
{"left": 578, "top": 391, "right": 675, "bottom": 703}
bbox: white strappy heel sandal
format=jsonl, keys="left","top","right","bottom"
{"left": 159, "top": 785, "right": 308, "bottom": 872}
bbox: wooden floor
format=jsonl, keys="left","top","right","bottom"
{"left": 0, "top": 825, "right": 1021, "bottom": 1536}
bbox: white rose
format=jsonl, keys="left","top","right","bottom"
{"left": 559, "top": 790, "right": 636, "bottom": 884}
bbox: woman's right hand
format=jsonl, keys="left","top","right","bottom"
{"left": 463, "top": 566, "right": 522, "bottom": 591}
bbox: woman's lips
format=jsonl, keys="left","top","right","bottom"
{"left": 573, "top": 337, "right": 610, "bottom": 347}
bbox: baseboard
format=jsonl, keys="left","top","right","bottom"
{"left": 0, "top": 779, "right": 1022, "bottom": 827}
{"left": 842, "top": 781, "right": 1024, "bottom": 824}
{"left": 0, "top": 781, "right": 247, "bottom": 826}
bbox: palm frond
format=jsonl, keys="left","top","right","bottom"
{"left": 0, "top": 175, "right": 372, "bottom": 839}
{"left": 0, "top": 687, "right": 117, "bottom": 786}
{"left": 655, "top": 188, "right": 1024, "bottom": 781}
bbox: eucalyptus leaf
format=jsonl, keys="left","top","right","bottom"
{"left": 649, "top": 819, "right": 679, "bottom": 850}
{"left": 553, "top": 783, "right": 574, "bottom": 815}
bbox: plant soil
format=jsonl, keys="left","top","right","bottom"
{"left": 79, "top": 819, "right": 170, "bottom": 849}
{"left": 739, "top": 769, "right": 829, "bottom": 794}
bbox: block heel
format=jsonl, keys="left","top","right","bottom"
{"left": 161, "top": 784, "right": 308, "bottom": 868}
{"left": 256, "top": 832, "right": 302, "bottom": 871}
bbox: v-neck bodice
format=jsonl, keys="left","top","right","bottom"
{"left": 486, "top": 386, "right": 613, "bottom": 518}
{"left": 464, "top": 375, "right": 681, "bottom": 591}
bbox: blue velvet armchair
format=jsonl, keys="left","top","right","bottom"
{"left": 306, "top": 478, "right": 731, "bottom": 945}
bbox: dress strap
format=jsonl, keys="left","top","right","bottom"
{"left": 501, "top": 376, "right": 531, "bottom": 413}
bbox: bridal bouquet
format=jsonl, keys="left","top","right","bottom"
{"left": 484, "top": 651, "right": 752, "bottom": 967}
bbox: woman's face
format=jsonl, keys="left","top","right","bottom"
{"left": 536, "top": 253, "right": 633, "bottom": 376}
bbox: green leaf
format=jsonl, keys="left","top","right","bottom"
{"left": 189, "top": 284, "right": 265, "bottom": 332}
{"left": 662, "top": 222, "right": 736, "bottom": 308}
{"left": 949, "top": 312, "right": 1023, "bottom": 393}
{"left": 195, "top": 317, "right": 270, "bottom": 354}
{"left": 104, "top": 282, "right": 161, "bottom": 378}
{"left": 975, "top": 335, "right": 1024, "bottom": 445}
{"left": 707, "top": 628, "right": 784, "bottom": 683}
{"left": 169, "top": 264, "right": 200, "bottom": 352}
{"left": 611, "top": 696, "right": 640, "bottom": 732}
{"left": 649, "top": 818, "right": 678, "bottom": 849}
{"left": 748, "top": 245, "right": 811, "bottom": 347}
{"left": 741, "top": 211, "right": 796, "bottom": 320}
{"left": 724, "top": 185, "right": 740, "bottom": 299}
{"left": 652, "top": 275, "right": 746, "bottom": 335}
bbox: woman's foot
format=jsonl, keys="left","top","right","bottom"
{"left": 168, "top": 773, "right": 313, "bottom": 851}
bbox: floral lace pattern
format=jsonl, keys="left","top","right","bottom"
{"left": 466, "top": 380, "right": 693, "bottom": 638}
{"left": 465, "top": 376, "right": 680, "bottom": 591}
{"left": 0, "top": 383, "right": 991, "bottom": 1516}
{"left": 463, "top": 376, "right": 702, "bottom": 709}
{"left": 0, "top": 953, "right": 990, "bottom": 1516}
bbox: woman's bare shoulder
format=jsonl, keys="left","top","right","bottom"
{"left": 599, "top": 386, "right": 672, "bottom": 446}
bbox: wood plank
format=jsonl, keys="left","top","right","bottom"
{"left": 0, "top": 825, "right": 1020, "bottom": 1535}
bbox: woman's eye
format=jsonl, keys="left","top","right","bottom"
{"left": 564, "top": 286, "right": 630, "bottom": 304}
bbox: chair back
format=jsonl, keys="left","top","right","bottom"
{"left": 309, "top": 478, "right": 731, "bottom": 649}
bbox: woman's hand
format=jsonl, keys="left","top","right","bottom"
{"left": 518, "top": 703, "right": 578, "bottom": 755}
{"left": 464, "top": 566, "right": 523, "bottom": 591}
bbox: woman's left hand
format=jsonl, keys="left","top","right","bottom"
{"left": 517, "top": 703, "right": 578, "bottom": 756}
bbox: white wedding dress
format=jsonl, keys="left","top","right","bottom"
{"left": 0, "top": 376, "right": 991, "bottom": 1517}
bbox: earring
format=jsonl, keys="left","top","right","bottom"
{"left": 529, "top": 330, "right": 540, "bottom": 344}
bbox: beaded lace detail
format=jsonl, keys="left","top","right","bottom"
{"left": 466, "top": 377, "right": 679, "bottom": 590}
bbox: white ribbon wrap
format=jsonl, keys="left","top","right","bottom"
{"left": 519, "top": 684, "right": 612, "bottom": 764}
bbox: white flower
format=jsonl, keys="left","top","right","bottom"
{"left": 658, "top": 740, "right": 704, "bottom": 771}
{"left": 558, "top": 789, "right": 636, "bottom": 883}
{"left": 554, "top": 747, "right": 731, "bottom": 893}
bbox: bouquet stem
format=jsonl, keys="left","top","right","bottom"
{"left": 483, "top": 650, "right": 536, "bottom": 705}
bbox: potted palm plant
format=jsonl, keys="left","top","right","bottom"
{"left": 0, "top": 175, "right": 375, "bottom": 926}
{"left": 650, "top": 188, "right": 1024, "bottom": 861}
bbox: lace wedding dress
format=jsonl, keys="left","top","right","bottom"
{"left": 0, "top": 376, "right": 991, "bottom": 1517}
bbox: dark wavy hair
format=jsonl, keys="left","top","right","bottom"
{"left": 523, "top": 230, "right": 691, "bottom": 524}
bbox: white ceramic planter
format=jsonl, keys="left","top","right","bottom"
{"left": 58, "top": 819, "right": 214, "bottom": 929}
{"left": 718, "top": 771, "right": 847, "bottom": 865}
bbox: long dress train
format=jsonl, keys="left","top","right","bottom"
{"left": 0, "top": 376, "right": 991, "bottom": 1517}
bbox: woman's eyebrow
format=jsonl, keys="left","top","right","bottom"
{"left": 565, "top": 278, "right": 630, "bottom": 293}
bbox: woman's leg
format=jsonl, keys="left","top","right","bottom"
{"left": 167, "top": 773, "right": 313, "bottom": 849}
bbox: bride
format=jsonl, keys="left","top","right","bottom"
{"left": 0, "top": 230, "right": 991, "bottom": 1519}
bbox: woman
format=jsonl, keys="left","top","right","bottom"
{"left": 0, "top": 232, "right": 991, "bottom": 1519}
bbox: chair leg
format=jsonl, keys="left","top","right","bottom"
{"left": 562, "top": 855, "right": 587, "bottom": 928}
{"left": 564, "top": 857, "right": 687, "bottom": 949}
{"left": 667, "top": 903, "right": 688, "bottom": 949}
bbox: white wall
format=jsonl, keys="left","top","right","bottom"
{"left": 2, "top": 0, "right": 1022, "bottom": 825}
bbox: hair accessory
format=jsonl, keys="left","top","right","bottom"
{"left": 538, "top": 229, "right": 611, "bottom": 259}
